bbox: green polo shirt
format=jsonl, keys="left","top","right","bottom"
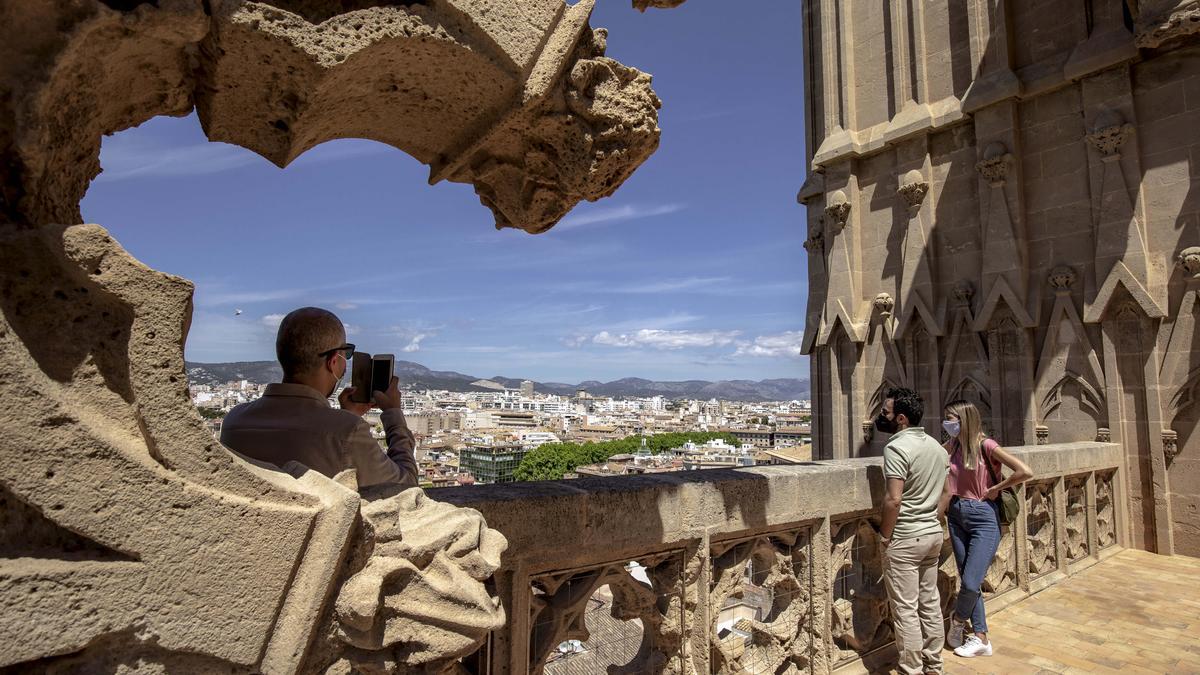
{"left": 883, "top": 426, "right": 950, "bottom": 539}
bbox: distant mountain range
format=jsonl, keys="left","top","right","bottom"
{"left": 185, "top": 360, "right": 811, "bottom": 402}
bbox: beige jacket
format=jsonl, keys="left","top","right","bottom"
{"left": 220, "top": 383, "right": 418, "bottom": 489}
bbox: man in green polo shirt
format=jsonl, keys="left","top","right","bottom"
{"left": 875, "top": 387, "right": 952, "bottom": 675}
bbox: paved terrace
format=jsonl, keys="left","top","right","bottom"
{"left": 839, "top": 549, "right": 1200, "bottom": 674}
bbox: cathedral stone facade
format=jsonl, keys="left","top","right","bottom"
{"left": 799, "top": 0, "right": 1200, "bottom": 557}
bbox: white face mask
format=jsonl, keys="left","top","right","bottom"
{"left": 942, "top": 420, "right": 961, "bottom": 438}
{"left": 327, "top": 354, "right": 346, "bottom": 398}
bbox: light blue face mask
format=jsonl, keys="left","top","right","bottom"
{"left": 942, "top": 420, "right": 961, "bottom": 438}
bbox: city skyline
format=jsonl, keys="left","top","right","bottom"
{"left": 79, "top": 3, "right": 810, "bottom": 383}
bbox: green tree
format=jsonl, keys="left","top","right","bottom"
{"left": 513, "top": 431, "right": 742, "bottom": 481}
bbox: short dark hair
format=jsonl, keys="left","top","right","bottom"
{"left": 276, "top": 307, "right": 345, "bottom": 379}
{"left": 886, "top": 387, "right": 924, "bottom": 426}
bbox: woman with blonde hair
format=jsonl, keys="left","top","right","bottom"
{"left": 941, "top": 400, "right": 1032, "bottom": 658}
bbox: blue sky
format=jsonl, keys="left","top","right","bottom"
{"left": 79, "top": 2, "right": 810, "bottom": 384}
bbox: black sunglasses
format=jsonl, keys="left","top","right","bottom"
{"left": 318, "top": 343, "right": 356, "bottom": 361}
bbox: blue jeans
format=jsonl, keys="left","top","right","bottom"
{"left": 948, "top": 497, "right": 1001, "bottom": 633}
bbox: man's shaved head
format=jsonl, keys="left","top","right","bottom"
{"left": 276, "top": 307, "right": 345, "bottom": 379}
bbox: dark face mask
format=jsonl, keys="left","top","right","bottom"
{"left": 874, "top": 412, "right": 898, "bottom": 434}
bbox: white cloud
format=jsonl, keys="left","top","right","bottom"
{"left": 343, "top": 323, "right": 361, "bottom": 336}
{"left": 401, "top": 334, "right": 428, "bottom": 352}
{"left": 556, "top": 203, "right": 685, "bottom": 230}
{"left": 381, "top": 324, "right": 441, "bottom": 353}
{"left": 734, "top": 331, "right": 805, "bottom": 358}
{"left": 592, "top": 329, "right": 741, "bottom": 350}
{"left": 260, "top": 313, "right": 286, "bottom": 329}
{"left": 335, "top": 302, "right": 359, "bottom": 310}
{"left": 562, "top": 334, "right": 590, "bottom": 348}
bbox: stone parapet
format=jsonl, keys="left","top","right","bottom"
{"left": 435, "top": 442, "right": 1125, "bottom": 674}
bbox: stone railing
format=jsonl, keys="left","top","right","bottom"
{"left": 435, "top": 441, "right": 1125, "bottom": 674}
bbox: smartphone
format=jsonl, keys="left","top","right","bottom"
{"left": 371, "top": 353, "right": 395, "bottom": 396}
{"left": 350, "top": 351, "right": 373, "bottom": 403}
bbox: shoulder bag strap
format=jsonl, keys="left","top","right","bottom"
{"left": 981, "top": 438, "right": 1001, "bottom": 487}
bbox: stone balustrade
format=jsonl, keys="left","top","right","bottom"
{"left": 436, "top": 441, "right": 1125, "bottom": 674}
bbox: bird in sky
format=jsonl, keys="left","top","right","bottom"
{"left": 234, "top": 309, "right": 243, "bottom": 316}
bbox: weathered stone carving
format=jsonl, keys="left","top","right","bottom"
{"left": 1096, "top": 470, "right": 1117, "bottom": 548}
{"left": 1036, "top": 263, "right": 1107, "bottom": 443}
{"left": 529, "top": 553, "right": 685, "bottom": 675}
{"left": 0, "top": 0, "right": 664, "bottom": 670}
{"left": 1133, "top": 0, "right": 1200, "bottom": 47}
{"left": 873, "top": 292, "right": 895, "bottom": 316}
{"left": 1097, "top": 428, "right": 1112, "bottom": 443}
{"left": 1162, "top": 429, "right": 1180, "bottom": 465}
{"left": 974, "top": 144, "right": 1012, "bottom": 186}
{"left": 974, "top": 141, "right": 1035, "bottom": 333}
{"left": 1065, "top": 475, "right": 1090, "bottom": 562}
{"left": 897, "top": 170, "right": 929, "bottom": 209}
{"left": 894, "top": 167, "right": 941, "bottom": 340}
{"left": 1036, "top": 425, "right": 1050, "bottom": 445}
{"left": 830, "top": 518, "right": 891, "bottom": 664}
{"left": 1, "top": 0, "right": 661, "bottom": 234}
{"left": 1179, "top": 246, "right": 1200, "bottom": 278}
{"left": 982, "top": 526, "right": 1018, "bottom": 596}
{"left": 0, "top": 223, "right": 508, "bottom": 672}
{"left": 952, "top": 281, "right": 975, "bottom": 307}
{"left": 1085, "top": 117, "right": 1136, "bottom": 158}
{"left": 462, "top": 26, "right": 663, "bottom": 233}
{"left": 1049, "top": 266, "right": 1077, "bottom": 291}
{"left": 1084, "top": 109, "right": 1163, "bottom": 323}
{"left": 824, "top": 190, "right": 852, "bottom": 234}
{"left": 328, "top": 488, "right": 508, "bottom": 674}
{"left": 710, "top": 530, "right": 813, "bottom": 674}
{"left": 1026, "top": 481, "right": 1058, "bottom": 577}
{"left": 804, "top": 221, "right": 825, "bottom": 253}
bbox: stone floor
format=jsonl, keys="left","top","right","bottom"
{"left": 843, "top": 549, "right": 1200, "bottom": 674}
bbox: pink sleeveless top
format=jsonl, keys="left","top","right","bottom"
{"left": 946, "top": 438, "right": 1001, "bottom": 501}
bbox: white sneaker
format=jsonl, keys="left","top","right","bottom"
{"left": 947, "top": 618, "right": 966, "bottom": 649}
{"left": 954, "top": 634, "right": 992, "bottom": 658}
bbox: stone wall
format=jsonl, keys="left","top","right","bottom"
{"left": 799, "top": 0, "right": 1200, "bottom": 557}
{"left": 438, "top": 442, "right": 1124, "bottom": 674}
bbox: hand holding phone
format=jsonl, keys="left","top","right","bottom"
{"left": 350, "top": 352, "right": 397, "bottom": 407}
{"left": 371, "top": 375, "right": 403, "bottom": 411}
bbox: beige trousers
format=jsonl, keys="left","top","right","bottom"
{"left": 883, "top": 532, "right": 945, "bottom": 675}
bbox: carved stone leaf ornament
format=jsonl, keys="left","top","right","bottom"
{"left": 1179, "top": 246, "right": 1200, "bottom": 278}
{"left": 1026, "top": 482, "right": 1058, "bottom": 577}
{"left": 824, "top": 190, "right": 852, "bottom": 234}
{"left": 1086, "top": 121, "right": 1135, "bottom": 158}
{"left": 975, "top": 146, "right": 1012, "bottom": 186}
{"left": 1049, "top": 266, "right": 1078, "bottom": 292}
{"left": 897, "top": 170, "right": 929, "bottom": 209}
{"left": 1065, "top": 475, "right": 1090, "bottom": 561}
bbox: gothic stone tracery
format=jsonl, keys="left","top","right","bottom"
{"left": 800, "top": 0, "right": 1200, "bottom": 557}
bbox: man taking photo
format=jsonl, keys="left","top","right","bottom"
{"left": 221, "top": 306, "right": 418, "bottom": 490}
{"left": 875, "top": 387, "right": 953, "bottom": 675}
